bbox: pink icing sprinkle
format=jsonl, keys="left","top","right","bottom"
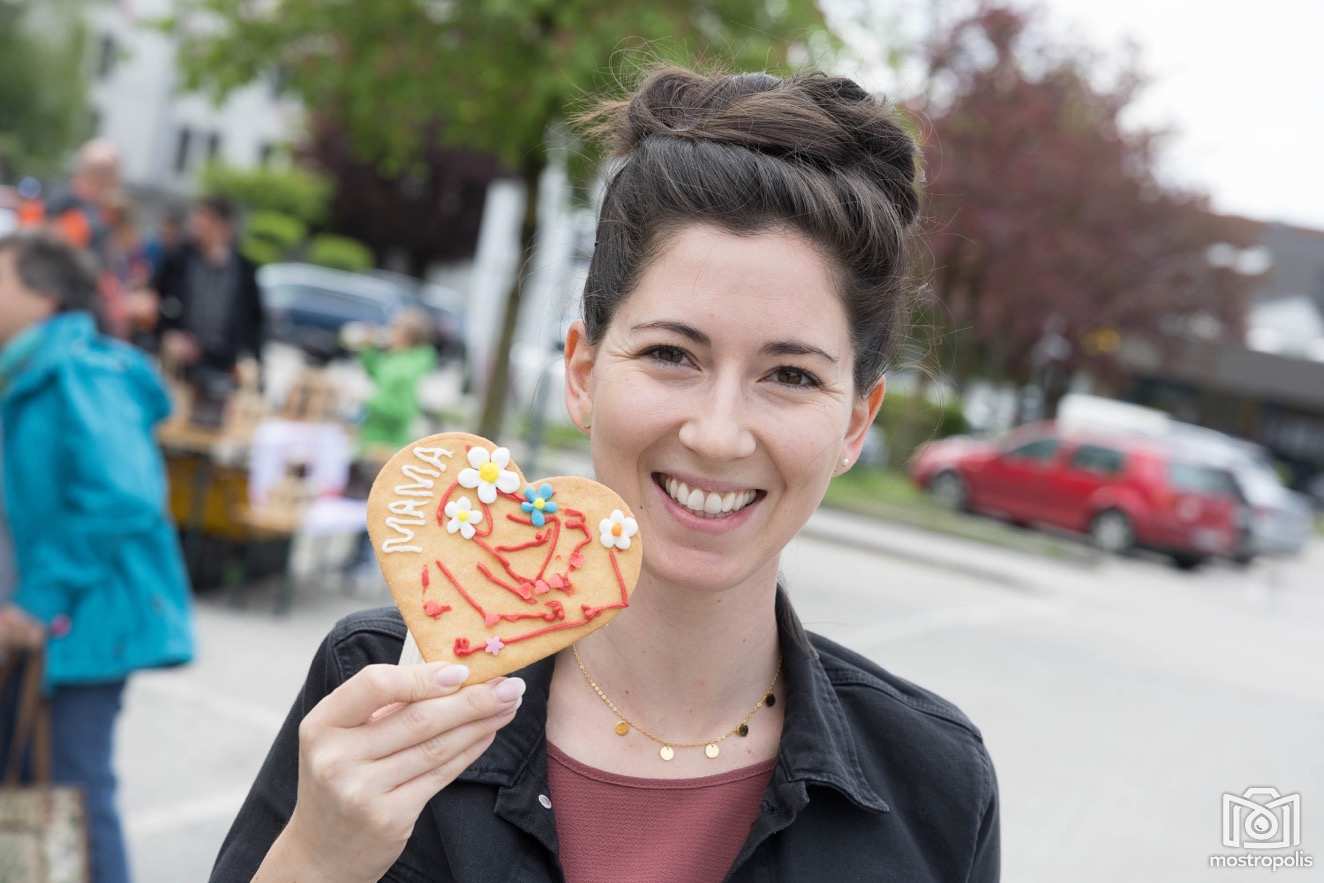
{"left": 484, "top": 636, "right": 505, "bottom": 655}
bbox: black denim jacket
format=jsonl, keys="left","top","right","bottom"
{"left": 211, "top": 590, "right": 999, "bottom": 882}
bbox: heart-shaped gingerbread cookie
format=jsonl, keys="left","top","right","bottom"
{"left": 367, "top": 432, "right": 642, "bottom": 684}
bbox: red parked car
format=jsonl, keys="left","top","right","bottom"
{"left": 909, "top": 423, "right": 1244, "bottom": 569}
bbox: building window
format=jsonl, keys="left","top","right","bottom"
{"left": 173, "top": 127, "right": 193, "bottom": 175}
{"left": 206, "top": 132, "right": 223, "bottom": 163}
{"left": 96, "top": 33, "right": 117, "bottom": 80}
{"left": 258, "top": 142, "right": 276, "bottom": 166}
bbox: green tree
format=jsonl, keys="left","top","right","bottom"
{"left": 199, "top": 162, "right": 331, "bottom": 225}
{"left": 168, "top": 0, "right": 827, "bottom": 437}
{"left": 0, "top": 0, "right": 92, "bottom": 181}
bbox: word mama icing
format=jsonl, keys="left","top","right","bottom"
{"left": 381, "top": 446, "right": 453, "bottom": 554}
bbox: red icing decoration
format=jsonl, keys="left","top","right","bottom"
{"left": 475, "top": 561, "right": 535, "bottom": 602}
{"left": 427, "top": 479, "right": 631, "bottom": 660}
{"left": 494, "top": 534, "right": 548, "bottom": 553}
{"left": 423, "top": 600, "right": 451, "bottom": 619}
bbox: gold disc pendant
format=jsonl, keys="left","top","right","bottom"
{"left": 659, "top": 745, "right": 675, "bottom": 761}
{"left": 614, "top": 721, "right": 630, "bottom": 736}
{"left": 704, "top": 743, "right": 720, "bottom": 759}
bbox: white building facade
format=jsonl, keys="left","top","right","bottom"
{"left": 84, "top": 0, "right": 302, "bottom": 203}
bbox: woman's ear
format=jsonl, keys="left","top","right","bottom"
{"left": 840, "top": 378, "right": 886, "bottom": 469}
{"left": 563, "top": 320, "right": 596, "bottom": 433}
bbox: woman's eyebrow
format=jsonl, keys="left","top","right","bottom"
{"left": 630, "top": 320, "right": 837, "bottom": 364}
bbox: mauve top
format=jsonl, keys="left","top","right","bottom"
{"left": 547, "top": 741, "right": 777, "bottom": 883}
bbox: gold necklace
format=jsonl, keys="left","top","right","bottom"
{"left": 571, "top": 642, "right": 781, "bottom": 761}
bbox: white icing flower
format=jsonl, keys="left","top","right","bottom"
{"left": 443, "top": 495, "right": 484, "bottom": 539}
{"left": 598, "top": 509, "right": 638, "bottom": 551}
{"left": 457, "top": 446, "right": 520, "bottom": 504}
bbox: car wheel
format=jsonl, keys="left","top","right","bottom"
{"left": 930, "top": 471, "right": 968, "bottom": 511}
{"left": 1170, "top": 553, "right": 1207, "bottom": 571}
{"left": 1090, "top": 509, "right": 1133, "bottom": 555}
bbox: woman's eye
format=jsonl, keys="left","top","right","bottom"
{"left": 643, "top": 345, "right": 688, "bottom": 366}
{"left": 772, "top": 366, "right": 821, "bottom": 388}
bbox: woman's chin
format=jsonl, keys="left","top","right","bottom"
{"left": 642, "top": 551, "right": 757, "bottom": 596}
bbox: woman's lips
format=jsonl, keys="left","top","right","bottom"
{"left": 649, "top": 472, "right": 764, "bottom": 534}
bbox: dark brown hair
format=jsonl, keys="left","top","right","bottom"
{"left": 0, "top": 230, "right": 99, "bottom": 314}
{"left": 576, "top": 66, "right": 922, "bottom": 394}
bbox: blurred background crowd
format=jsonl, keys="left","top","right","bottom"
{"left": 1, "top": 0, "right": 1321, "bottom": 881}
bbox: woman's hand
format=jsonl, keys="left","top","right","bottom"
{"left": 255, "top": 661, "right": 525, "bottom": 883}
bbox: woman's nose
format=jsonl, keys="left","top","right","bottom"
{"left": 677, "top": 383, "right": 756, "bottom": 462}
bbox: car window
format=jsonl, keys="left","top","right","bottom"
{"left": 1236, "top": 466, "right": 1287, "bottom": 505}
{"left": 1005, "top": 438, "right": 1060, "bottom": 462}
{"left": 1168, "top": 463, "right": 1240, "bottom": 499}
{"left": 1069, "top": 444, "right": 1125, "bottom": 476}
{"left": 263, "top": 284, "right": 391, "bottom": 325}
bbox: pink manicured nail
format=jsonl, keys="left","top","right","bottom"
{"left": 435, "top": 665, "right": 469, "bottom": 687}
{"left": 493, "top": 678, "right": 526, "bottom": 702}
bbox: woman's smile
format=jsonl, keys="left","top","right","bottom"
{"left": 648, "top": 470, "right": 767, "bottom": 533}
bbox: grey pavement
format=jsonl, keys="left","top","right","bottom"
{"left": 117, "top": 513, "right": 1324, "bottom": 882}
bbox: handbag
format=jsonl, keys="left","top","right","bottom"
{"left": 0, "top": 650, "right": 90, "bottom": 883}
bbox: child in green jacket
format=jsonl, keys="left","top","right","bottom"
{"left": 350, "top": 309, "right": 436, "bottom": 457}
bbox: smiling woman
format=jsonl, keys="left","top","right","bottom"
{"left": 216, "top": 66, "right": 999, "bottom": 883}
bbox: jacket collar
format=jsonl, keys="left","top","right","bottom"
{"left": 0, "top": 313, "right": 95, "bottom": 398}
{"left": 457, "top": 586, "right": 890, "bottom": 815}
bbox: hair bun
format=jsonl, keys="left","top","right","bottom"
{"left": 582, "top": 67, "right": 919, "bottom": 227}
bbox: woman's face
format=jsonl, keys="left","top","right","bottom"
{"left": 564, "top": 223, "right": 884, "bottom": 595}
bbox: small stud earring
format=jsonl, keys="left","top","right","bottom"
{"left": 842, "top": 457, "right": 849, "bottom": 466}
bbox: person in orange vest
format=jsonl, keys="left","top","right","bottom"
{"left": 30, "top": 140, "right": 130, "bottom": 337}
{"left": 36, "top": 140, "right": 121, "bottom": 254}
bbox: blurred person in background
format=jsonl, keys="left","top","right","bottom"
{"left": 39, "top": 138, "right": 122, "bottom": 260}
{"left": 102, "top": 193, "right": 150, "bottom": 292}
{"left": 342, "top": 310, "right": 437, "bottom": 586}
{"left": 143, "top": 207, "right": 185, "bottom": 276}
{"left": 346, "top": 309, "right": 437, "bottom": 458}
{"left": 25, "top": 139, "right": 132, "bottom": 337}
{"left": 151, "top": 194, "right": 265, "bottom": 402}
{"left": 0, "top": 231, "right": 195, "bottom": 883}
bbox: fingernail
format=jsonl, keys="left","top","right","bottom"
{"left": 493, "top": 677, "right": 526, "bottom": 702}
{"left": 435, "top": 664, "right": 469, "bottom": 687}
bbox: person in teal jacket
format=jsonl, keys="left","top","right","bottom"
{"left": 0, "top": 231, "right": 194, "bottom": 883}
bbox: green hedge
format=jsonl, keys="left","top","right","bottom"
{"left": 876, "top": 391, "right": 968, "bottom": 469}
{"left": 307, "top": 234, "right": 374, "bottom": 272}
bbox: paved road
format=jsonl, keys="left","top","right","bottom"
{"left": 117, "top": 513, "right": 1324, "bottom": 881}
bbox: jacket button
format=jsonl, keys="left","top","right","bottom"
{"left": 538, "top": 794, "right": 552, "bottom": 810}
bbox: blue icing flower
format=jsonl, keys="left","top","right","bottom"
{"left": 520, "top": 483, "right": 558, "bottom": 527}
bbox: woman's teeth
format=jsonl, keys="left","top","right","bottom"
{"left": 663, "top": 476, "right": 757, "bottom": 518}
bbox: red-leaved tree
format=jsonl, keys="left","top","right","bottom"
{"left": 911, "top": 3, "right": 1257, "bottom": 397}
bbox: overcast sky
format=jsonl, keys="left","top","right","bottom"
{"left": 1042, "top": 0, "right": 1324, "bottom": 230}
{"left": 825, "top": 0, "right": 1324, "bottom": 231}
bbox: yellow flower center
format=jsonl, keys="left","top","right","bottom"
{"left": 479, "top": 462, "right": 500, "bottom": 484}
{"left": 457, "top": 511, "right": 470, "bottom": 523}
{"left": 611, "top": 523, "right": 623, "bottom": 537}
{"left": 534, "top": 498, "right": 545, "bottom": 510}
